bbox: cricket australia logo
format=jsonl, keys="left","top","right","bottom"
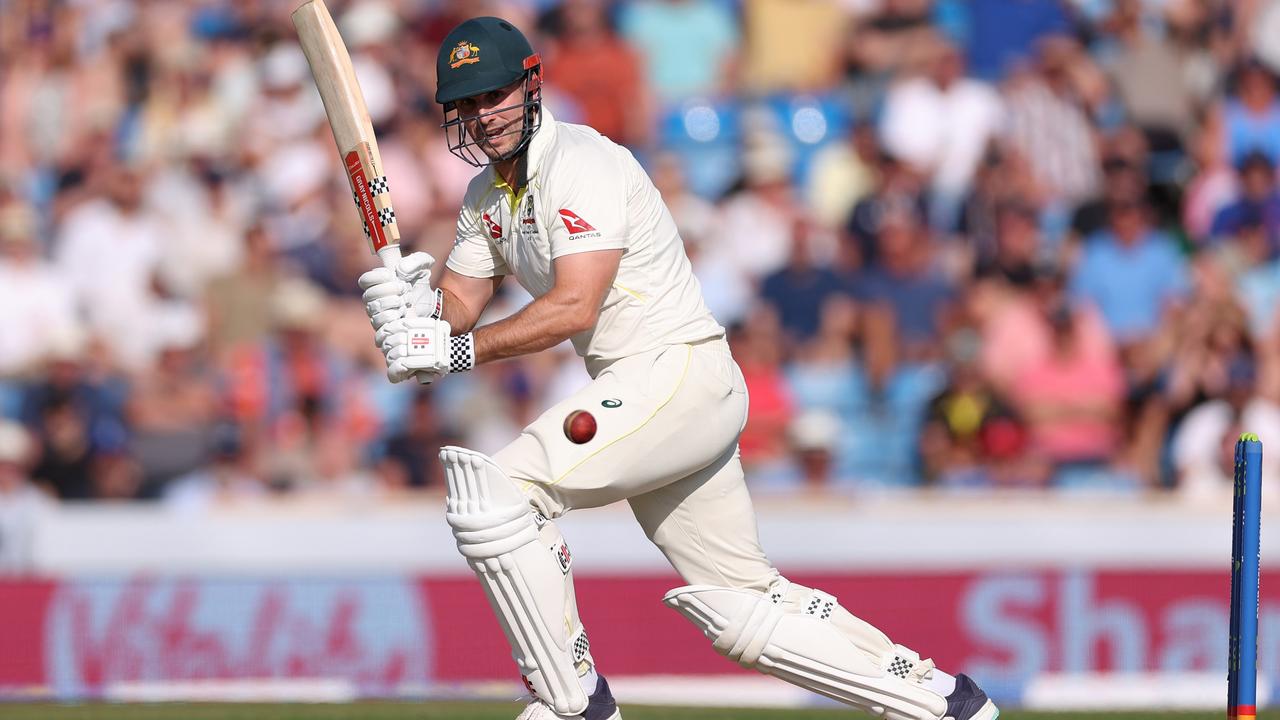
{"left": 553, "top": 540, "right": 572, "bottom": 574}
{"left": 520, "top": 193, "right": 538, "bottom": 239}
{"left": 449, "top": 41, "right": 480, "bottom": 68}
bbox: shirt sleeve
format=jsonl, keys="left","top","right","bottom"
{"left": 445, "top": 200, "right": 510, "bottom": 278}
{"left": 546, "top": 147, "right": 629, "bottom": 260}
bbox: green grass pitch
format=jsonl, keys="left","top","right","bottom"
{"left": 1, "top": 704, "right": 1274, "bottom": 720}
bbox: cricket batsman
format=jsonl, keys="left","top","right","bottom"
{"left": 358, "top": 16, "right": 999, "bottom": 720}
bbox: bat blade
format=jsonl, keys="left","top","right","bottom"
{"left": 294, "top": 0, "right": 436, "bottom": 385}
{"left": 292, "top": 0, "right": 401, "bottom": 268}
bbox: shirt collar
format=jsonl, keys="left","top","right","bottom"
{"left": 524, "top": 105, "right": 555, "bottom": 181}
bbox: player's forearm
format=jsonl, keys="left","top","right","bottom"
{"left": 471, "top": 292, "right": 595, "bottom": 364}
{"left": 438, "top": 287, "right": 481, "bottom": 333}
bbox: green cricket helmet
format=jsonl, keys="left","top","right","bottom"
{"left": 436, "top": 17, "right": 542, "bottom": 167}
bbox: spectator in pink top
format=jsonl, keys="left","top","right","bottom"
{"left": 980, "top": 266, "right": 1115, "bottom": 398}
{"left": 1012, "top": 300, "right": 1126, "bottom": 474}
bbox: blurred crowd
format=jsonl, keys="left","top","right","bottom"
{"left": 2, "top": 0, "right": 1280, "bottom": 511}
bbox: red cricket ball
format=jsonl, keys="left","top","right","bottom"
{"left": 563, "top": 410, "right": 597, "bottom": 444}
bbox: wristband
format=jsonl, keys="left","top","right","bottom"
{"left": 448, "top": 332, "right": 475, "bottom": 373}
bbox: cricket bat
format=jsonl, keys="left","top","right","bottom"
{"left": 294, "top": 0, "right": 434, "bottom": 384}
{"left": 293, "top": 0, "right": 402, "bottom": 270}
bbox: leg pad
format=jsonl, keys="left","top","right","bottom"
{"left": 664, "top": 582, "right": 947, "bottom": 720}
{"left": 443, "top": 446, "right": 589, "bottom": 716}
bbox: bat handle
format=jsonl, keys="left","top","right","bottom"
{"left": 376, "top": 243, "right": 402, "bottom": 271}
{"left": 375, "top": 244, "right": 434, "bottom": 386}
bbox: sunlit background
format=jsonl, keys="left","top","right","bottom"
{"left": 0, "top": 0, "right": 1277, "bottom": 712}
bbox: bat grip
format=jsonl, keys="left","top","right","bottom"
{"left": 375, "top": 244, "right": 434, "bottom": 386}
{"left": 376, "top": 243, "right": 402, "bottom": 270}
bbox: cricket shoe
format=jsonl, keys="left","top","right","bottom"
{"left": 943, "top": 673, "right": 999, "bottom": 720}
{"left": 514, "top": 674, "right": 621, "bottom": 720}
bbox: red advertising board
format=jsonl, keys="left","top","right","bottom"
{"left": 0, "top": 579, "right": 57, "bottom": 687}
{"left": 0, "top": 569, "right": 1273, "bottom": 699}
{"left": 424, "top": 570, "right": 1271, "bottom": 682}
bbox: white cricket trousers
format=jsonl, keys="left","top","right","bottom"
{"left": 494, "top": 337, "right": 779, "bottom": 591}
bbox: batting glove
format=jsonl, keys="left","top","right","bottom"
{"left": 357, "top": 252, "right": 443, "bottom": 334}
{"left": 378, "top": 317, "right": 475, "bottom": 384}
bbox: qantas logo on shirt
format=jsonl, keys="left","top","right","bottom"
{"left": 558, "top": 209, "right": 597, "bottom": 236}
{"left": 482, "top": 212, "right": 503, "bottom": 240}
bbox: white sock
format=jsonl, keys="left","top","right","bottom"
{"left": 922, "top": 668, "right": 956, "bottom": 697}
{"left": 578, "top": 667, "right": 599, "bottom": 696}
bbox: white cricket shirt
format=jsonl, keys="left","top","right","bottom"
{"left": 446, "top": 107, "right": 724, "bottom": 374}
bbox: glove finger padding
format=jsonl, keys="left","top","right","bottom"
{"left": 358, "top": 267, "right": 396, "bottom": 291}
{"left": 397, "top": 253, "right": 441, "bottom": 319}
{"left": 375, "top": 319, "right": 406, "bottom": 352}
{"left": 395, "top": 252, "right": 435, "bottom": 283}
{"left": 385, "top": 342, "right": 409, "bottom": 363}
{"left": 365, "top": 294, "right": 404, "bottom": 318}
{"left": 387, "top": 353, "right": 448, "bottom": 383}
{"left": 369, "top": 309, "right": 405, "bottom": 334}
{"left": 388, "top": 362, "right": 440, "bottom": 385}
{"left": 361, "top": 268, "right": 409, "bottom": 333}
{"left": 361, "top": 279, "right": 405, "bottom": 305}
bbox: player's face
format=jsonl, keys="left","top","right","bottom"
{"left": 455, "top": 80, "right": 527, "bottom": 160}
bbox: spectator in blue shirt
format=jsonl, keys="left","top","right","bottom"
{"left": 845, "top": 151, "right": 929, "bottom": 268}
{"left": 619, "top": 0, "right": 738, "bottom": 104}
{"left": 1210, "top": 150, "right": 1280, "bottom": 258}
{"left": 760, "top": 219, "right": 848, "bottom": 344}
{"left": 1071, "top": 200, "right": 1190, "bottom": 344}
{"left": 860, "top": 210, "right": 957, "bottom": 363}
{"left": 1219, "top": 59, "right": 1280, "bottom": 168}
